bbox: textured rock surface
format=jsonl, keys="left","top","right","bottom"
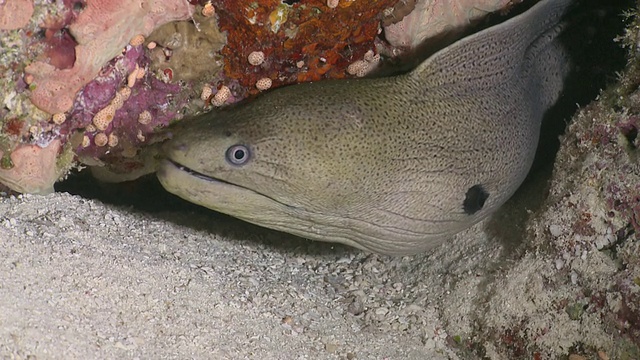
{"left": 0, "top": 0, "right": 34, "bottom": 30}
{"left": 383, "top": 0, "right": 515, "bottom": 49}
{"left": 25, "top": 0, "right": 195, "bottom": 115}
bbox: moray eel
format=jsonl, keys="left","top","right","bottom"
{"left": 158, "top": 0, "right": 572, "bottom": 255}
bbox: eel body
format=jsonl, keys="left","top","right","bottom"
{"left": 158, "top": 0, "right": 572, "bottom": 255}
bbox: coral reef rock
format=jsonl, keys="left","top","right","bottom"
{"left": 383, "top": 0, "right": 515, "bottom": 49}
{"left": 25, "top": 0, "right": 195, "bottom": 115}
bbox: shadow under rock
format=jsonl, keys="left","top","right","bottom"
{"left": 55, "top": 170, "right": 354, "bottom": 257}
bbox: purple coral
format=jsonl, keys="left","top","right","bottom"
{"left": 67, "top": 44, "right": 187, "bottom": 160}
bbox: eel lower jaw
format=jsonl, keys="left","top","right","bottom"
{"left": 157, "top": 159, "right": 297, "bottom": 211}
{"left": 156, "top": 158, "right": 245, "bottom": 201}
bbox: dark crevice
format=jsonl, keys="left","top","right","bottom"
{"left": 55, "top": 170, "right": 199, "bottom": 213}
{"left": 621, "top": 123, "right": 639, "bottom": 149}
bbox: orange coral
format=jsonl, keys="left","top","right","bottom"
{"left": 129, "top": 34, "right": 145, "bottom": 47}
{"left": 25, "top": 0, "right": 195, "bottom": 115}
{"left": 202, "top": 2, "right": 215, "bottom": 17}
{"left": 52, "top": 113, "right": 66, "bottom": 125}
{"left": 214, "top": 0, "right": 397, "bottom": 95}
{"left": 248, "top": 51, "right": 266, "bottom": 66}
{"left": 93, "top": 104, "right": 116, "bottom": 131}
{"left": 200, "top": 84, "right": 213, "bottom": 101}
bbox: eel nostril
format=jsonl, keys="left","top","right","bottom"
{"left": 161, "top": 139, "right": 188, "bottom": 155}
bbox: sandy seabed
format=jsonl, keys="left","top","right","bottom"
{"left": 1, "top": 151, "right": 635, "bottom": 360}
{"left": 0, "top": 189, "right": 512, "bottom": 359}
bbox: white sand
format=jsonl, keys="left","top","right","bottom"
{"left": 1, "top": 191, "right": 486, "bottom": 359}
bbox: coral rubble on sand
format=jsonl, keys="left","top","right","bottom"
{"left": 446, "top": 6, "right": 639, "bottom": 358}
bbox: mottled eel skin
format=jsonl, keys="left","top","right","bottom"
{"left": 158, "top": 0, "right": 572, "bottom": 255}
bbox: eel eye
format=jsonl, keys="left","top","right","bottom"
{"left": 226, "top": 144, "right": 250, "bottom": 165}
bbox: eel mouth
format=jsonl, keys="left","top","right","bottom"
{"left": 158, "top": 158, "right": 257, "bottom": 203}
{"left": 162, "top": 158, "right": 253, "bottom": 191}
{"left": 158, "top": 158, "right": 275, "bottom": 201}
{"left": 164, "top": 158, "right": 226, "bottom": 184}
